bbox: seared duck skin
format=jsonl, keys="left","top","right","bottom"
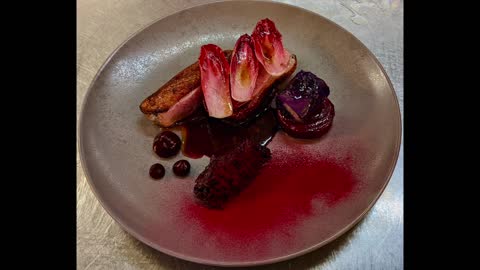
{"left": 139, "top": 51, "right": 232, "bottom": 127}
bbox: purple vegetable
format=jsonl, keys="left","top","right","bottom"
{"left": 276, "top": 70, "right": 330, "bottom": 121}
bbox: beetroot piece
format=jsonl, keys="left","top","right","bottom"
{"left": 230, "top": 34, "right": 259, "bottom": 102}
{"left": 251, "top": 18, "right": 291, "bottom": 76}
{"left": 276, "top": 98, "right": 335, "bottom": 139}
{"left": 199, "top": 44, "right": 233, "bottom": 118}
{"left": 275, "top": 71, "right": 334, "bottom": 139}
{"left": 276, "top": 70, "right": 330, "bottom": 121}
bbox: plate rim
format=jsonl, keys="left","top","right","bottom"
{"left": 78, "top": 0, "right": 402, "bottom": 267}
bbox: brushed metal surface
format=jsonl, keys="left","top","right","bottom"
{"left": 77, "top": 0, "right": 403, "bottom": 269}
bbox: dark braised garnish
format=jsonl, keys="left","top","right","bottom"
{"left": 193, "top": 139, "right": 271, "bottom": 209}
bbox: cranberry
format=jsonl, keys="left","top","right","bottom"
{"left": 149, "top": 163, "right": 165, "bottom": 179}
{"left": 153, "top": 131, "right": 181, "bottom": 158}
{"left": 173, "top": 160, "right": 191, "bottom": 177}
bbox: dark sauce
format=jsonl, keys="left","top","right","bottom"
{"left": 181, "top": 119, "right": 213, "bottom": 159}
{"left": 182, "top": 109, "right": 278, "bottom": 159}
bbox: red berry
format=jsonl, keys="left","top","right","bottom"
{"left": 149, "top": 163, "right": 165, "bottom": 179}
{"left": 173, "top": 160, "right": 191, "bottom": 177}
{"left": 153, "top": 131, "right": 181, "bottom": 158}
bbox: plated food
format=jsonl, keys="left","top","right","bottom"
{"left": 140, "top": 19, "right": 335, "bottom": 208}
{"left": 79, "top": 1, "right": 401, "bottom": 265}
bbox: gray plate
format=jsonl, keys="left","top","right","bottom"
{"left": 79, "top": 0, "right": 401, "bottom": 266}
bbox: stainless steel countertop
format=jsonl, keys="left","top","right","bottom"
{"left": 77, "top": 0, "right": 403, "bottom": 269}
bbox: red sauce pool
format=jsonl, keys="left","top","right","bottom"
{"left": 170, "top": 109, "right": 364, "bottom": 256}
{"left": 179, "top": 144, "right": 360, "bottom": 243}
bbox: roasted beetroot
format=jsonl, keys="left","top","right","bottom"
{"left": 276, "top": 98, "right": 334, "bottom": 139}
{"left": 251, "top": 18, "right": 291, "bottom": 76}
{"left": 199, "top": 44, "right": 233, "bottom": 118}
{"left": 230, "top": 34, "right": 259, "bottom": 102}
{"left": 153, "top": 131, "right": 182, "bottom": 158}
{"left": 276, "top": 71, "right": 334, "bottom": 139}
{"left": 276, "top": 70, "right": 330, "bottom": 121}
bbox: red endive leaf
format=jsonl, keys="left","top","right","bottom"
{"left": 230, "top": 34, "right": 259, "bottom": 102}
{"left": 251, "top": 18, "right": 291, "bottom": 76}
{"left": 199, "top": 44, "right": 233, "bottom": 118}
